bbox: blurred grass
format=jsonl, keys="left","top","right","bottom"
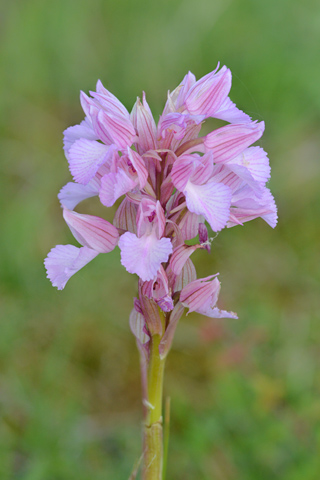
{"left": 1, "top": 0, "right": 320, "bottom": 478}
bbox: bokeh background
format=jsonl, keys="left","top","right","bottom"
{"left": 1, "top": 0, "right": 320, "bottom": 478}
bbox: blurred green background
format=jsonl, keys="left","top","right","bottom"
{"left": 1, "top": 0, "right": 320, "bottom": 478}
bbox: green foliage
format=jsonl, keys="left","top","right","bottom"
{"left": 1, "top": 0, "right": 320, "bottom": 478}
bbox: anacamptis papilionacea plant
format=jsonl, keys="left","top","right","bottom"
{"left": 45, "top": 64, "right": 277, "bottom": 479}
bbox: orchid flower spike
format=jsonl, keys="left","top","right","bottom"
{"left": 45, "top": 65, "right": 277, "bottom": 323}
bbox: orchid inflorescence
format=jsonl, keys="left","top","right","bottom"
{"left": 45, "top": 64, "right": 276, "bottom": 330}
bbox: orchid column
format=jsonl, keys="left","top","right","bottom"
{"left": 45, "top": 64, "right": 277, "bottom": 480}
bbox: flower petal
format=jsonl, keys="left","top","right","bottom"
{"left": 170, "top": 244, "right": 201, "bottom": 275}
{"left": 96, "top": 80, "right": 129, "bottom": 114}
{"left": 180, "top": 275, "right": 219, "bottom": 313}
{"left": 44, "top": 245, "right": 98, "bottom": 290}
{"left": 99, "top": 170, "right": 137, "bottom": 207}
{"left": 159, "top": 302, "right": 185, "bottom": 358}
{"left": 213, "top": 97, "right": 252, "bottom": 124}
{"left": 229, "top": 186, "right": 278, "bottom": 228}
{"left": 159, "top": 113, "right": 204, "bottom": 141}
{"left": 155, "top": 201, "right": 167, "bottom": 239}
{"left": 68, "top": 139, "right": 112, "bottom": 185}
{"left": 185, "top": 65, "right": 231, "bottom": 116}
{"left": 168, "top": 258, "right": 197, "bottom": 293}
{"left": 90, "top": 90, "right": 130, "bottom": 118}
{"left": 204, "top": 122, "right": 265, "bottom": 163}
{"left": 131, "top": 92, "right": 157, "bottom": 153}
{"left": 202, "top": 307, "right": 238, "bottom": 319}
{"left": 178, "top": 211, "right": 203, "bottom": 241}
{"left": 180, "top": 274, "right": 237, "bottom": 318}
{"left": 174, "top": 71, "right": 197, "bottom": 109}
{"left": 198, "top": 222, "right": 211, "bottom": 253}
{"left": 63, "top": 118, "right": 98, "bottom": 154}
{"left": 58, "top": 182, "right": 99, "bottom": 210}
{"left": 95, "top": 109, "right": 136, "bottom": 149}
{"left": 118, "top": 231, "right": 173, "bottom": 281}
{"left": 141, "top": 266, "right": 174, "bottom": 312}
{"left": 113, "top": 197, "right": 138, "bottom": 234}
{"left": 171, "top": 156, "right": 195, "bottom": 191}
{"left": 185, "top": 180, "right": 232, "bottom": 232}
{"left": 230, "top": 147, "right": 271, "bottom": 185}
{"left": 129, "top": 307, "right": 150, "bottom": 344}
{"left": 189, "top": 152, "right": 214, "bottom": 185}
{"left": 80, "top": 91, "right": 98, "bottom": 118}
{"left": 127, "top": 147, "right": 148, "bottom": 189}
{"left": 63, "top": 208, "right": 119, "bottom": 253}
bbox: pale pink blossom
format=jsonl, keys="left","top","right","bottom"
{"left": 45, "top": 66, "right": 276, "bottom": 331}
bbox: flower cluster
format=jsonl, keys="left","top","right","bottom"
{"left": 45, "top": 64, "right": 277, "bottom": 342}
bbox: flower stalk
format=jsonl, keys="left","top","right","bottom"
{"left": 143, "top": 347, "right": 165, "bottom": 478}
{"left": 143, "top": 313, "right": 166, "bottom": 480}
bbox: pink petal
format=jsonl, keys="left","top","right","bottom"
{"left": 138, "top": 280, "right": 163, "bottom": 335}
{"left": 231, "top": 147, "right": 271, "bottom": 185}
{"left": 95, "top": 109, "right": 136, "bottom": 149}
{"left": 89, "top": 107, "right": 114, "bottom": 145}
{"left": 214, "top": 97, "right": 252, "bottom": 124}
{"left": 130, "top": 93, "right": 157, "bottom": 153}
{"left": 229, "top": 186, "right": 277, "bottom": 228}
{"left": 136, "top": 197, "right": 156, "bottom": 238}
{"left": 162, "top": 71, "right": 196, "bottom": 115}
{"left": 185, "top": 65, "right": 231, "bottom": 116}
{"left": 175, "top": 71, "right": 197, "bottom": 109}
{"left": 178, "top": 211, "right": 203, "bottom": 241}
{"left": 68, "top": 139, "right": 112, "bottom": 185}
{"left": 159, "top": 302, "right": 185, "bottom": 358}
{"left": 185, "top": 180, "right": 232, "bottom": 232}
{"left": 129, "top": 307, "right": 150, "bottom": 344}
{"left": 170, "top": 244, "right": 201, "bottom": 275}
{"left": 63, "top": 118, "right": 98, "bottom": 154}
{"left": 157, "top": 296, "right": 174, "bottom": 313}
{"left": 113, "top": 197, "right": 138, "bottom": 234}
{"left": 155, "top": 201, "right": 166, "bottom": 239}
{"left": 171, "top": 156, "right": 195, "bottom": 191}
{"left": 58, "top": 182, "right": 98, "bottom": 210}
{"left": 80, "top": 91, "right": 98, "bottom": 118}
{"left": 99, "top": 170, "right": 137, "bottom": 207}
{"left": 189, "top": 152, "right": 214, "bottom": 185}
{"left": 90, "top": 91, "right": 130, "bottom": 119}
{"left": 118, "top": 231, "right": 173, "bottom": 281}
{"left": 165, "top": 220, "right": 184, "bottom": 249}
{"left": 180, "top": 273, "right": 237, "bottom": 318}
{"left": 160, "top": 175, "right": 175, "bottom": 206}
{"left": 261, "top": 189, "right": 278, "bottom": 228}
{"left": 141, "top": 266, "right": 173, "bottom": 312}
{"left": 159, "top": 113, "right": 204, "bottom": 141}
{"left": 198, "top": 222, "right": 211, "bottom": 253}
{"left": 134, "top": 297, "right": 143, "bottom": 314}
{"left": 44, "top": 245, "right": 98, "bottom": 290}
{"left": 210, "top": 164, "right": 245, "bottom": 193}
{"left": 95, "top": 80, "right": 131, "bottom": 117}
{"left": 127, "top": 147, "right": 148, "bottom": 189}
{"left": 202, "top": 307, "right": 238, "bottom": 319}
{"left": 224, "top": 164, "right": 263, "bottom": 195}
{"left": 169, "top": 258, "right": 197, "bottom": 293}
{"left": 63, "top": 208, "right": 119, "bottom": 253}
{"left": 180, "top": 275, "right": 220, "bottom": 313}
{"left": 204, "top": 122, "right": 265, "bottom": 163}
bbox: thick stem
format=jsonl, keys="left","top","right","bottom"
{"left": 142, "top": 333, "right": 166, "bottom": 480}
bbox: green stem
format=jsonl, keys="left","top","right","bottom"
{"left": 162, "top": 397, "right": 171, "bottom": 480}
{"left": 143, "top": 333, "right": 166, "bottom": 480}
